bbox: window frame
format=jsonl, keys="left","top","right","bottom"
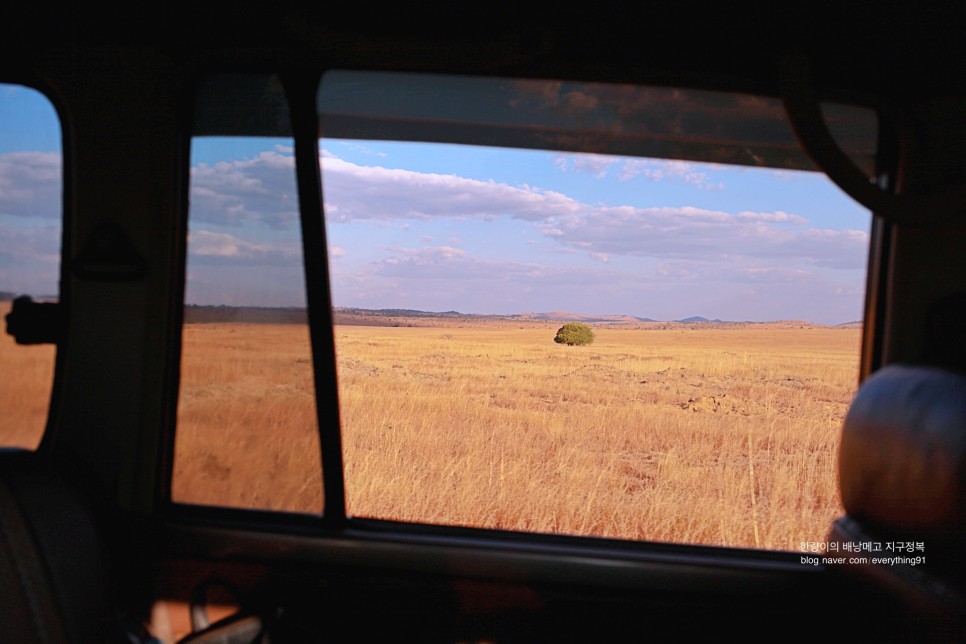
{"left": 164, "top": 66, "right": 883, "bottom": 572}
{"left": 0, "top": 78, "right": 70, "bottom": 455}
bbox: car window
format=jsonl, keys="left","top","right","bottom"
{"left": 316, "top": 71, "right": 875, "bottom": 551}
{"left": 172, "top": 74, "right": 323, "bottom": 513}
{"left": 168, "top": 69, "right": 877, "bottom": 551}
{"left": 0, "top": 83, "right": 62, "bottom": 450}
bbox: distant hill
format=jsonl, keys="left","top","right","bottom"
{"left": 184, "top": 305, "right": 663, "bottom": 327}
{"left": 676, "top": 316, "right": 725, "bottom": 323}
{"left": 0, "top": 292, "right": 58, "bottom": 303}
{"left": 182, "top": 304, "right": 857, "bottom": 328}
{"left": 184, "top": 305, "right": 307, "bottom": 324}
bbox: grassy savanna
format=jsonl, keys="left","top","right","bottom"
{"left": 0, "top": 301, "right": 56, "bottom": 450}
{"left": 173, "top": 322, "right": 323, "bottom": 512}
{"left": 0, "top": 296, "right": 859, "bottom": 551}
{"left": 171, "top": 316, "right": 859, "bottom": 551}
{"left": 336, "top": 323, "right": 856, "bottom": 550}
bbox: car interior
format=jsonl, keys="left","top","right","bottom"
{"left": 1, "top": 5, "right": 964, "bottom": 643}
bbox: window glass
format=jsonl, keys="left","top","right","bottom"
{"left": 0, "top": 83, "right": 62, "bottom": 450}
{"left": 318, "top": 72, "right": 873, "bottom": 550}
{"left": 172, "top": 74, "right": 323, "bottom": 513}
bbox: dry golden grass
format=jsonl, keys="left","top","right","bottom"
{"left": 173, "top": 322, "right": 323, "bottom": 512}
{"left": 0, "top": 301, "right": 55, "bottom": 450}
{"left": 336, "top": 324, "right": 857, "bottom": 550}
{"left": 0, "top": 297, "right": 859, "bottom": 551}
{"left": 172, "top": 317, "right": 859, "bottom": 551}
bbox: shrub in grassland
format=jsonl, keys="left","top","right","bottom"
{"left": 554, "top": 322, "right": 595, "bottom": 346}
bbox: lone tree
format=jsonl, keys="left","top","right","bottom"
{"left": 554, "top": 322, "right": 595, "bottom": 346}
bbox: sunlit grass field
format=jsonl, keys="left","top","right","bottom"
{"left": 0, "top": 298, "right": 860, "bottom": 552}
{"left": 171, "top": 318, "right": 861, "bottom": 552}
{"left": 0, "top": 301, "right": 56, "bottom": 450}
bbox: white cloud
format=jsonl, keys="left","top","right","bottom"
{"left": 734, "top": 266, "right": 813, "bottom": 283}
{"left": 190, "top": 151, "right": 298, "bottom": 229}
{"left": 0, "top": 151, "right": 61, "bottom": 219}
{"left": 542, "top": 205, "right": 869, "bottom": 269}
{"left": 188, "top": 229, "right": 300, "bottom": 266}
{"left": 380, "top": 245, "right": 467, "bottom": 266}
{"left": 656, "top": 261, "right": 698, "bottom": 279}
{"left": 329, "top": 237, "right": 866, "bottom": 324}
{"left": 552, "top": 154, "right": 728, "bottom": 190}
{"left": 554, "top": 153, "right": 620, "bottom": 178}
{"left": 735, "top": 210, "right": 808, "bottom": 224}
{"left": 194, "top": 151, "right": 867, "bottom": 272}
{"left": 185, "top": 150, "right": 868, "bottom": 322}
{"left": 0, "top": 218, "right": 61, "bottom": 295}
{"left": 329, "top": 244, "right": 636, "bottom": 315}
{"left": 320, "top": 156, "right": 581, "bottom": 222}
{"left": 617, "top": 158, "right": 724, "bottom": 190}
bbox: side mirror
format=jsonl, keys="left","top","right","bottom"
{"left": 4, "top": 295, "right": 63, "bottom": 345}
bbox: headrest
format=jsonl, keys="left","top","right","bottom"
{"left": 839, "top": 364, "right": 966, "bottom": 544}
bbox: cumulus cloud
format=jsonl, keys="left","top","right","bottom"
{"left": 617, "top": 159, "right": 725, "bottom": 190}
{"left": 0, "top": 219, "right": 62, "bottom": 294}
{"left": 320, "top": 154, "right": 864, "bottom": 271}
{"left": 184, "top": 228, "right": 306, "bottom": 306}
{"left": 552, "top": 154, "right": 727, "bottom": 190}
{"left": 370, "top": 245, "right": 612, "bottom": 286}
{"left": 381, "top": 245, "right": 467, "bottom": 267}
{"left": 733, "top": 266, "right": 813, "bottom": 283}
{"left": 184, "top": 149, "right": 868, "bottom": 320}
{"left": 0, "top": 151, "right": 61, "bottom": 219}
{"left": 653, "top": 260, "right": 814, "bottom": 284}
{"left": 735, "top": 210, "right": 808, "bottom": 224}
{"left": 647, "top": 257, "right": 865, "bottom": 323}
{"left": 320, "top": 156, "right": 581, "bottom": 222}
{"left": 188, "top": 229, "right": 301, "bottom": 267}
{"left": 193, "top": 151, "right": 866, "bottom": 272}
{"left": 554, "top": 153, "right": 620, "bottom": 178}
{"left": 333, "top": 242, "right": 866, "bottom": 324}
{"left": 0, "top": 149, "right": 73, "bottom": 296}
{"left": 190, "top": 150, "right": 299, "bottom": 229}
{"left": 541, "top": 205, "right": 869, "bottom": 269}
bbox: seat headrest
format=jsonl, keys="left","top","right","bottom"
{"left": 839, "top": 364, "right": 966, "bottom": 543}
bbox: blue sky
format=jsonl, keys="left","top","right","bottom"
{"left": 1, "top": 83, "right": 872, "bottom": 325}
{"left": 0, "top": 85, "right": 62, "bottom": 298}
{"left": 186, "top": 136, "right": 869, "bottom": 325}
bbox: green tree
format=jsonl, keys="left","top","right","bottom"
{"left": 553, "top": 322, "right": 595, "bottom": 346}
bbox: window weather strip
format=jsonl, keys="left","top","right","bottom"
{"left": 861, "top": 118, "right": 899, "bottom": 380}
{"left": 284, "top": 71, "right": 347, "bottom": 526}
